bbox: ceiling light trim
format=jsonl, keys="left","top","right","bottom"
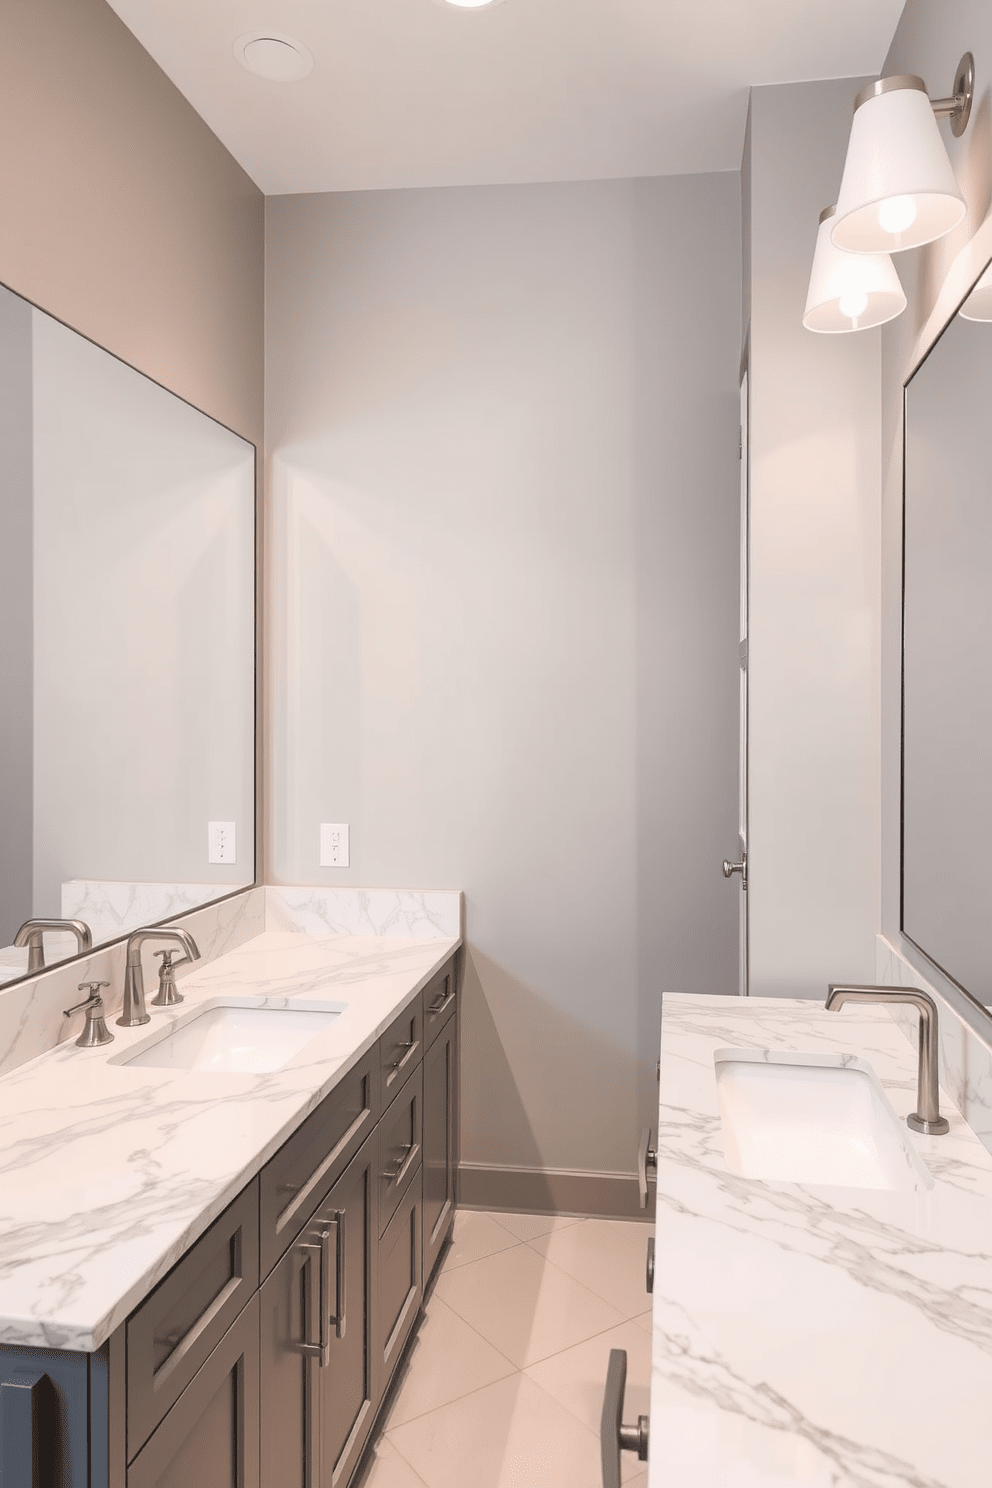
{"left": 233, "top": 30, "right": 314, "bottom": 83}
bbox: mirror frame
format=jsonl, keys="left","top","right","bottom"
{"left": 900, "top": 255, "right": 992, "bottom": 1023}
{"left": 0, "top": 278, "right": 259, "bottom": 989}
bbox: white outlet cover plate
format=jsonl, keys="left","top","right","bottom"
{"left": 208, "top": 821, "right": 237, "bottom": 865}
{"left": 320, "top": 823, "right": 350, "bottom": 868}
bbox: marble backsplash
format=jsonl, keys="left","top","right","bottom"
{"left": 0, "top": 884, "right": 463, "bottom": 1076}
{"left": 876, "top": 933, "right": 992, "bottom": 1158}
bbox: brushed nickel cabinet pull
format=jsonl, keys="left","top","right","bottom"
{"left": 299, "top": 1228, "right": 331, "bottom": 1368}
{"left": 600, "top": 1349, "right": 648, "bottom": 1488}
{"left": 637, "top": 1128, "right": 657, "bottom": 1210}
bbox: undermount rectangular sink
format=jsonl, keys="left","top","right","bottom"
{"left": 118, "top": 1001, "right": 346, "bottom": 1074}
{"left": 714, "top": 1049, "right": 933, "bottom": 1192}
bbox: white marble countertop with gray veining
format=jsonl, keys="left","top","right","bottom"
{"left": 649, "top": 994, "right": 992, "bottom": 1488}
{"left": 0, "top": 930, "right": 459, "bottom": 1353}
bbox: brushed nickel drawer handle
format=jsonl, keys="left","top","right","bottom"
{"left": 383, "top": 1141, "right": 420, "bottom": 1188}
{"left": 637, "top": 1128, "right": 657, "bottom": 1210}
{"left": 152, "top": 1275, "right": 241, "bottom": 1390}
{"left": 646, "top": 1237, "right": 655, "bottom": 1294}
{"left": 331, "top": 1210, "right": 346, "bottom": 1340}
{"left": 390, "top": 1039, "right": 417, "bottom": 1070}
{"left": 601, "top": 1349, "right": 648, "bottom": 1488}
{"left": 427, "top": 990, "right": 455, "bottom": 1018}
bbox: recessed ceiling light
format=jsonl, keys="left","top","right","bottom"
{"left": 234, "top": 31, "right": 314, "bottom": 82}
{"left": 434, "top": 0, "right": 505, "bottom": 10}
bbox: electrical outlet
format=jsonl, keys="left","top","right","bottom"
{"left": 208, "top": 821, "right": 237, "bottom": 865}
{"left": 320, "top": 823, "right": 350, "bottom": 868}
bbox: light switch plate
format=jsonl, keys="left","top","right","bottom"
{"left": 208, "top": 821, "right": 237, "bottom": 864}
{"left": 320, "top": 823, "right": 350, "bottom": 868}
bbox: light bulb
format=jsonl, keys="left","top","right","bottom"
{"left": 878, "top": 195, "right": 918, "bottom": 236}
{"left": 838, "top": 289, "right": 870, "bottom": 320}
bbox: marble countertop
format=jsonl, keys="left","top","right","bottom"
{"left": 0, "top": 929, "right": 459, "bottom": 1353}
{"left": 649, "top": 994, "right": 992, "bottom": 1488}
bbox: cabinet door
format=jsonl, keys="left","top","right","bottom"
{"left": 314, "top": 1130, "right": 379, "bottom": 1488}
{"left": 259, "top": 1235, "right": 320, "bottom": 1488}
{"left": 423, "top": 1009, "right": 457, "bottom": 1283}
{"left": 127, "top": 1296, "right": 259, "bottom": 1488}
{"left": 376, "top": 1172, "right": 423, "bottom": 1390}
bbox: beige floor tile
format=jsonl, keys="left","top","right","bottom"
{"left": 433, "top": 1242, "right": 624, "bottom": 1367}
{"left": 383, "top": 1295, "right": 516, "bottom": 1428}
{"left": 489, "top": 1210, "right": 582, "bottom": 1242}
{"left": 355, "top": 1436, "right": 429, "bottom": 1488}
{"left": 527, "top": 1219, "right": 653, "bottom": 1317}
{"left": 440, "top": 1210, "right": 521, "bottom": 1272}
{"left": 633, "top": 1309, "right": 653, "bottom": 1335}
{"left": 386, "top": 1373, "right": 603, "bottom": 1488}
{"left": 523, "top": 1319, "right": 651, "bottom": 1481}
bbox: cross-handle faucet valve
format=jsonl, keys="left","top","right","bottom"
{"left": 64, "top": 982, "right": 113, "bottom": 1047}
{"left": 825, "top": 984, "right": 949, "bottom": 1135}
{"left": 118, "top": 928, "right": 200, "bottom": 1027}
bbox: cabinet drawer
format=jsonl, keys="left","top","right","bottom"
{"left": 376, "top": 1171, "right": 422, "bottom": 1390}
{"left": 127, "top": 1294, "right": 259, "bottom": 1488}
{"left": 422, "top": 960, "right": 457, "bottom": 1050}
{"left": 127, "top": 1182, "right": 259, "bottom": 1461}
{"left": 259, "top": 1047, "right": 378, "bottom": 1278}
{"left": 378, "top": 1064, "right": 423, "bottom": 1238}
{"left": 379, "top": 999, "right": 423, "bottom": 1110}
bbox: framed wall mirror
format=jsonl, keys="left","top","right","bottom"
{"left": 902, "top": 254, "right": 992, "bottom": 1015}
{"left": 0, "top": 281, "right": 256, "bottom": 986}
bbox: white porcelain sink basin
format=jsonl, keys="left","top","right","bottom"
{"left": 118, "top": 1001, "right": 346, "bottom": 1074}
{"left": 714, "top": 1049, "right": 933, "bottom": 1192}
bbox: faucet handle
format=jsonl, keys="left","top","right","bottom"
{"left": 63, "top": 984, "right": 113, "bottom": 1047}
{"left": 151, "top": 949, "right": 185, "bottom": 1007}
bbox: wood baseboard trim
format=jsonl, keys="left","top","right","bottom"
{"left": 457, "top": 1163, "right": 651, "bottom": 1221}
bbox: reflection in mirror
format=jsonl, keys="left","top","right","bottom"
{"left": 903, "top": 256, "right": 992, "bottom": 1010}
{"left": 0, "top": 283, "right": 255, "bottom": 985}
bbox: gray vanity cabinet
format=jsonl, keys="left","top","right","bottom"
{"left": 0, "top": 956, "right": 458, "bottom": 1488}
{"left": 422, "top": 998, "right": 458, "bottom": 1283}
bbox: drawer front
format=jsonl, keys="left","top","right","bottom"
{"left": 259, "top": 1047, "right": 378, "bottom": 1279}
{"left": 127, "top": 1182, "right": 259, "bottom": 1461}
{"left": 379, "top": 999, "right": 423, "bottom": 1110}
{"left": 376, "top": 1172, "right": 423, "bottom": 1391}
{"left": 378, "top": 1064, "right": 423, "bottom": 1238}
{"left": 422, "top": 960, "right": 457, "bottom": 1051}
{"left": 127, "top": 1294, "right": 259, "bottom": 1488}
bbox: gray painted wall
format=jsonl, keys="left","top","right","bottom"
{"left": 0, "top": 286, "right": 34, "bottom": 945}
{"left": 746, "top": 79, "right": 881, "bottom": 999}
{"left": 265, "top": 175, "right": 741, "bottom": 1182}
{"left": 878, "top": 0, "right": 992, "bottom": 1022}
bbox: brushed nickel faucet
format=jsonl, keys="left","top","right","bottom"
{"left": 825, "top": 984, "right": 949, "bottom": 1135}
{"left": 13, "top": 918, "right": 92, "bottom": 973}
{"left": 118, "top": 928, "right": 200, "bottom": 1027}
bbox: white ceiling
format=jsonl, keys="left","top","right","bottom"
{"left": 105, "top": 0, "right": 904, "bottom": 195}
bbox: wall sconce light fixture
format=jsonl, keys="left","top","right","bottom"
{"left": 804, "top": 206, "right": 907, "bottom": 333}
{"left": 959, "top": 260, "right": 992, "bottom": 322}
{"left": 831, "top": 53, "right": 974, "bottom": 255}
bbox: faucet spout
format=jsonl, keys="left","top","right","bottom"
{"left": 13, "top": 918, "right": 93, "bottom": 974}
{"left": 825, "top": 983, "right": 949, "bottom": 1136}
{"left": 118, "top": 928, "right": 201, "bottom": 1028}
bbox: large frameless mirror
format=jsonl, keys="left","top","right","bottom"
{"left": 902, "top": 255, "right": 992, "bottom": 1016}
{"left": 0, "top": 282, "right": 255, "bottom": 985}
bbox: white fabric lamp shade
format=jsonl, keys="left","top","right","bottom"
{"left": 832, "top": 78, "right": 966, "bottom": 254}
{"left": 804, "top": 207, "right": 906, "bottom": 333}
{"left": 959, "top": 261, "right": 992, "bottom": 322}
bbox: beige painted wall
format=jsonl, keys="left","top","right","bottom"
{"left": 746, "top": 79, "right": 882, "bottom": 999}
{"left": 0, "top": 0, "right": 263, "bottom": 448}
{"left": 265, "top": 176, "right": 742, "bottom": 1190}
